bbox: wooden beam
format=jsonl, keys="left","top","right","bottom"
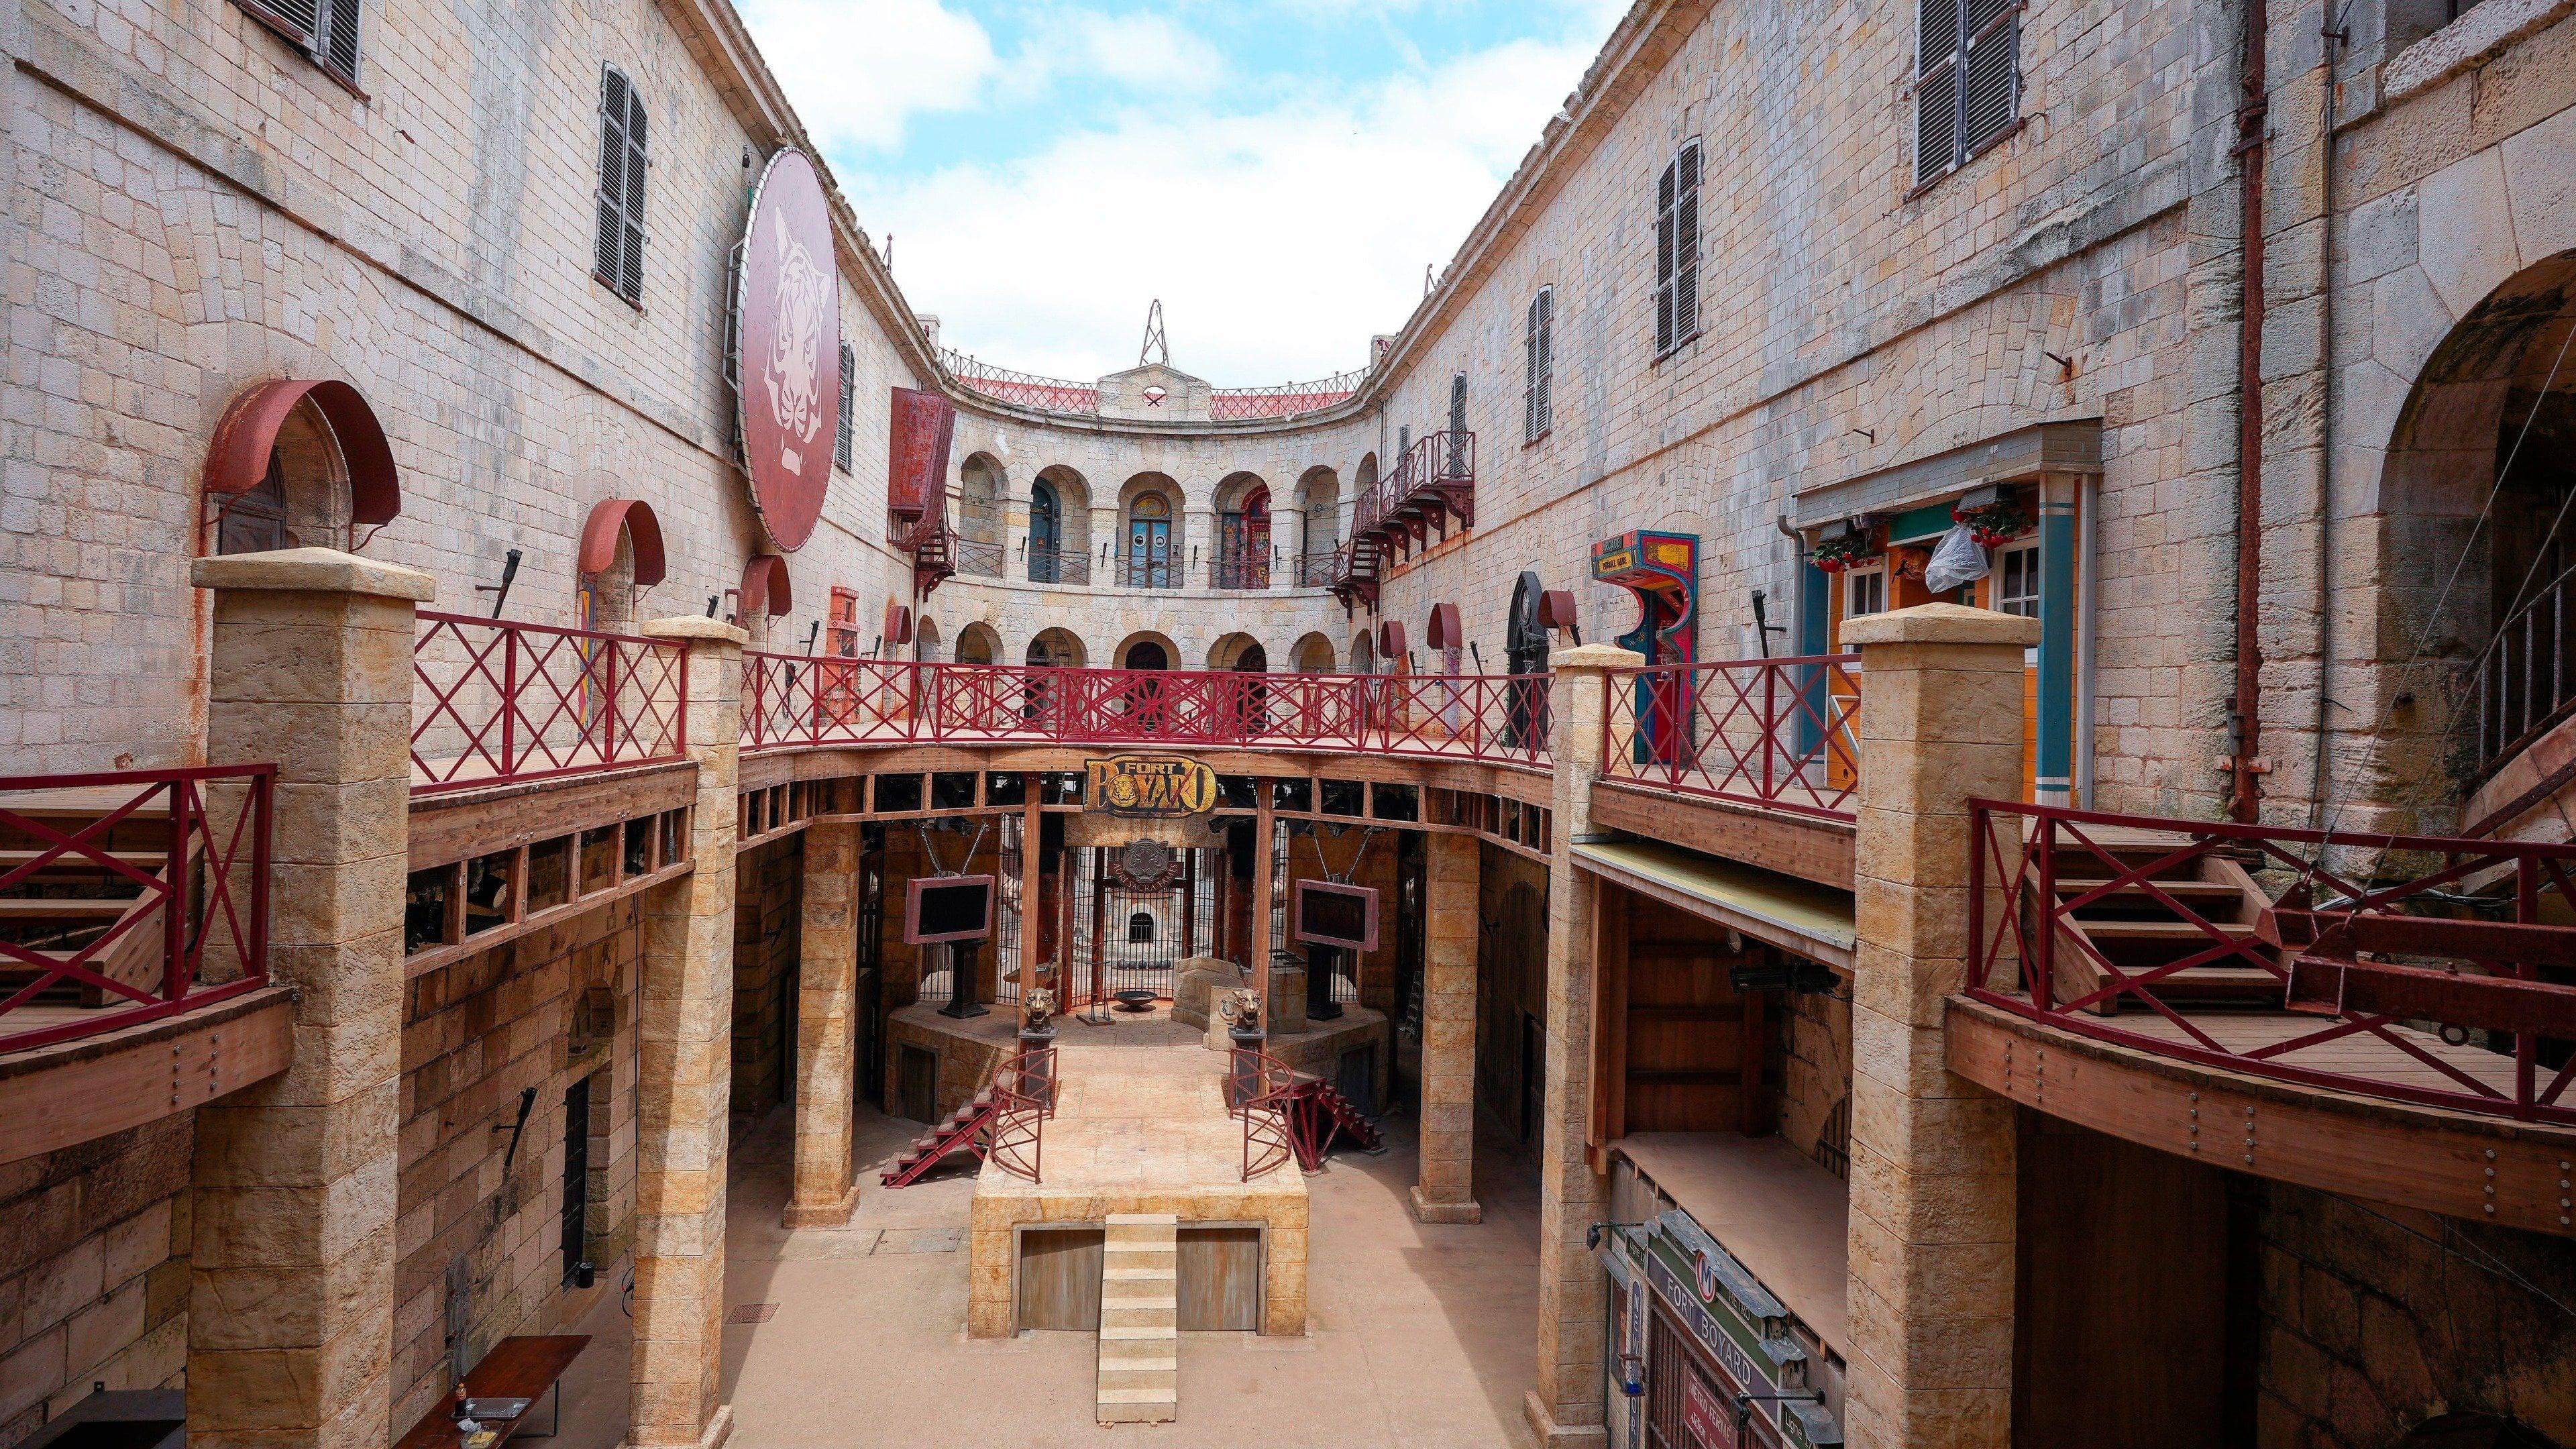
{"left": 1947, "top": 998, "right": 2576, "bottom": 1238}
{"left": 1587, "top": 781, "right": 1854, "bottom": 890}
{"left": 0, "top": 987, "right": 292, "bottom": 1166}
{"left": 409, "top": 761, "right": 696, "bottom": 870}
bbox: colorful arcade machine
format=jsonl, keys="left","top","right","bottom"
{"left": 1589, "top": 531, "right": 1699, "bottom": 763}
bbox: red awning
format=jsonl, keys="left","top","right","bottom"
{"left": 1426, "top": 602, "right": 1461, "bottom": 651}
{"left": 202, "top": 379, "right": 400, "bottom": 526}
{"left": 577, "top": 499, "right": 667, "bottom": 586}
{"left": 739, "top": 555, "right": 792, "bottom": 617}
{"left": 883, "top": 600, "right": 913, "bottom": 646}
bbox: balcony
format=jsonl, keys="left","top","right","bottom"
{"left": 1027, "top": 549, "right": 1091, "bottom": 586}
{"left": 1291, "top": 551, "right": 1337, "bottom": 588}
{"left": 1210, "top": 554, "right": 1271, "bottom": 590}
{"left": 1331, "top": 429, "right": 1472, "bottom": 608}
{"left": 954, "top": 537, "right": 1004, "bottom": 579}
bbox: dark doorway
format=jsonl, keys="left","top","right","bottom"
{"left": 1124, "top": 641, "right": 1170, "bottom": 671}
{"left": 1519, "top": 1012, "right": 1544, "bottom": 1144}
{"left": 898, "top": 1044, "right": 938, "bottom": 1125}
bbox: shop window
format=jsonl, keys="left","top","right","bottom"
{"left": 1994, "top": 541, "right": 2040, "bottom": 619}
{"left": 1845, "top": 566, "right": 1886, "bottom": 620}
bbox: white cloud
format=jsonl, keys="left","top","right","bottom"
{"left": 741, "top": 0, "right": 997, "bottom": 152}
{"left": 1008, "top": 10, "right": 1228, "bottom": 94}
{"left": 852, "top": 34, "right": 1598, "bottom": 383}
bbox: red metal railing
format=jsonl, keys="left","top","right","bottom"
{"left": 1968, "top": 799, "right": 2576, "bottom": 1125}
{"left": 412, "top": 613, "right": 688, "bottom": 794}
{"left": 983, "top": 1046, "right": 1058, "bottom": 1184}
{"left": 743, "top": 656, "right": 1553, "bottom": 765}
{"left": 1229, "top": 1048, "right": 1299, "bottom": 1181}
{"left": 1601, "top": 655, "right": 1864, "bottom": 821}
{"left": 0, "top": 765, "right": 273, "bottom": 1053}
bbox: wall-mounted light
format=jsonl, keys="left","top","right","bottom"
{"left": 804, "top": 620, "right": 822, "bottom": 655}
{"left": 704, "top": 595, "right": 719, "bottom": 618}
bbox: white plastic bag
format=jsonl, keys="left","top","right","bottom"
{"left": 1922, "top": 521, "right": 1992, "bottom": 594}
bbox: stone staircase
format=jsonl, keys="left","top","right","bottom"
{"left": 1095, "top": 1214, "right": 1177, "bottom": 1424}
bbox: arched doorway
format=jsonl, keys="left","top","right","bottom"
{"left": 1291, "top": 633, "right": 1335, "bottom": 673}
{"left": 955, "top": 622, "right": 1000, "bottom": 665}
{"left": 1124, "top": 490, "right": 1175, "bottom": 588}
{"left": 1029, "top": 482, "right": 1063, "bottom": 582}
{"left": 1026, "top": 628, "right": 1085, "bottom": 670}
{"left": 1122, "top": 639, "right": 1170, "bottom": 671}
{"left": 202, "top": 379, "right": 402, "bottom": 555}
{"left": 1217, "top": 475, "right": 1271, "bottom": 589}
{"left": 914, "top": 617, "right": 941, "bottom": 663}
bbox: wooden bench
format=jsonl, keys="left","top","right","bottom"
{"left": 394, "top": 1335, "right": 590, "bottom": 1449}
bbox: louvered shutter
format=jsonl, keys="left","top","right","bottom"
{"left": 261, "top": 0, "right": 320, "bottom": 42}
{"left": 1917, "top": 0, "right": 1963, "bottom": 185}
{"left": 319, "top": 0, "right": 359, "bottom": 83}
{"left": 1536, "top": 287, "right": 1553, "bottom": 435}
{"left": 836, "top": 342, "right": 856, "bottom": 472}
{"left": 1654, "top": 160, "right": 1678, "bottom": 354}
{"left": 1962, "top": 0, "right": 2019, "bottom": 153}
{"left": 1523, "top": 297, "right": 1538, "bottom": 441}
{"left": 595, "top": 70, "right": 628, "bottom": 290}
{"left": 619, "top": 93, "right": 647, "bottom": 300}
{"left": 1672, "top": 144, "right": 1700, "bottom": 345}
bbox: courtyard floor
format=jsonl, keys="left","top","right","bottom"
{"left": 548, "top": 1082, "right": 1545, "bottom": 1448}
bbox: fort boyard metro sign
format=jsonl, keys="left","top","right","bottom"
{"left": 732, "top": 148, "right": 840, "bottom": 553}
{"left": 1087, "top": 755, "right": 1218, "bottom": 818}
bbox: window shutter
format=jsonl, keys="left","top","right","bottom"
{"left": 1673, "top": 144, "right": 1700, "bottom": 345}
{"left": 1523, "top": 297, "right": 1539, "bottom": 442}
{"left": 595, "top": 68, "right": 647, "bottom": 305}
{"left": 1962, "top": 0, "right": 2019, "bottom": 152}
{"left": 319, "top": 0, "right": 360, "bottom": 82}
{"left": 836, "top": 342, "right": 856, "bottom": 472}
{"left": 260, "top": 0, "right": 321, "bottom": 44}
{"left": 619, "top": 87, "right": 648, "bottom": 303}
{"left": 1917, "top": 0, "right": 1963, "bottom": 186}
{"left": 1535, "top": 287, "right": 1553, "bottom": 435}
{"left": 1654, "top": 159, "right": 1678, "bottom": 354}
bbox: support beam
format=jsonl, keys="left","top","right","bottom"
{"left": 1412, "top": 830, "right": 1481, "bottom": 1223}
{"left": 1525, "top": 643, "right": 1642, "bottom": 1449}
{"left": 786, "top": 819, "right": 861, "bottom": 1228}
{"left": 630, "top": 616, "right": 746, "bottom": 1449}
{"left": 1839, "top": 603, "right": 2037, "bottom": 1449}
{"left": 185, "top": 548, "right": 432, "bottom": 1449}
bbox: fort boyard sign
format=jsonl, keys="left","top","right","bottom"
{"left": 1087, "top": 755, "right": 1218, "bottom": 818}
{"left": 732, "top": 148, "right": 839, "bottom": 553}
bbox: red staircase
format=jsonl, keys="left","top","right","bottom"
{"left": 1230, "top": 1048, "right": 1383, "bottom": 1178}
{"left": 880, "top": 1046, "right": 1055, "bottom": 1187}
{"left": 1289, "top": 1077, "right": 1384, "bottom": 1165}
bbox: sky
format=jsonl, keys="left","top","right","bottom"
{"left": 735, "top": 0, "right": 1631, "bottom": 384}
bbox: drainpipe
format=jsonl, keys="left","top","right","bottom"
{"left": 2310, "top": 20, "right": 2346, "bottom": 828}
{"left": 2230, "top": 0, "right": 2270, "bottom": 823}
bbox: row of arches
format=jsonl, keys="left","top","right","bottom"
{"left": 956, "top": 455, "right": 1354, "bottom": 588}
{"left": 929, "top": 625, "right": 1341, "bottom": 674}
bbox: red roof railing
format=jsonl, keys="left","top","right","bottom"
{"left": 1601, "top": 655, "right": 1864, "bottom": 822}
{"left": 741, "top": 656, "right": 1552, "bottom": 765}
{"left": 411, "top": 612, "right": 688, "bottom": 794}
{"left": 1969, "top": 799, "right": 2576, "bottom": 1125}
{"left": 0, "top": 765, "right": 273, "bottom": 1053}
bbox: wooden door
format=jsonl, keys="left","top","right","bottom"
{"left": 1177, "top": 1228, "right": 1261, "bottom": 1331}
{"left": 897, "top": 1044, "right": 937, "bottom": 1124}
{"left": 1018, "top": 1228, "right": 1104, "bottom": 1331}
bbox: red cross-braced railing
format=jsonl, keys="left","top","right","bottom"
{"left": 411, "top": 612, "right": 688, "bottom": 794}
{"left": 1600, "top": 656, "right": 1863, "bottom": 821}
{"left": 0, "top": 765, "right": 273, "bottom": 1053}
{"left": 741, "top": 655, "right": 1554, "bottom": 765}
{"left": 1968, "top": 799, "right": 2576, "bottom": 1125}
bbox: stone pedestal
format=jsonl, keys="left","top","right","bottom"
{"left": 1839, "top": 604, "right": 2035, "bottom": 1449}
{"left": 1170, "top": 957, "right": 1236, "bottom": 1031}
{"left": 630, "top": 618, "right": 745, "bottom": 1449}
{"left": 186, "top": 549, "right": 431, "bottom": 1449}
{"left": 1411, "top": 831, "right": 1481, "bottom": 1224}
{"left": 1267, "top": 963, "right": 1307, "bottom": 1034}
{"left": 1525, "top": 644, "right": 1642, "bottom": 1448}
{"left": 786, "top": 820, "right": 861, "bottom": 1228}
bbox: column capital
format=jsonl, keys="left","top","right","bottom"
{"left": 1841, "top": 601, "right": 2037, "bottom": 651}
{"left": 191, "top": 546, "right": 436, "bottom": 602}
{"left": 1546, "top": 643, "right": 1645, "bottom": 672}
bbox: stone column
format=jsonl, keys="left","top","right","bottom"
{"left": 1839, "top": 603, "right": 2035, "bottom": 1449}
{"left": 630, "top": 617, "right": 745, "bottom": 1449}
{"left": 1411, "top": 830, "right": 1481, "bottom": 1223}
{"left": 1525, "top": 643, "right": 1642, "bottom": 1449}
{"left": 1279, "top": 508, "right": 1307, "bottom": 590}
{"left": 186, "top": 548, "right": 431, "bottom": 1449}
{"left": 785, "top": 819, "right": 861, "bottom": 1228}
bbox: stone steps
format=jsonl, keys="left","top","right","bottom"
{"left": 1097, "top": 1214, "right": 1177, "bottom": 1424}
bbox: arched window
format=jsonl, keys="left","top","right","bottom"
{"left": 1029, "top": 482, "right": 1063, "bottom": 583}
{"left": 1128, "top": 912, "right": 1155, "bottom": 944}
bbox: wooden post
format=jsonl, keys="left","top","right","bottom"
{"left": 1181, "top": 847, "right": 1198, "bottom": 958}
{"left": 1018, "top": 780, "right": 1041, "bottom": 1004}
{"left": 1252, "top": 791, "right": 1275, "bottom": 1028}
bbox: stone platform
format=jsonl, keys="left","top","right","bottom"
{"left": 954, "top": 1003, "right": 1384, "bottom": 1340}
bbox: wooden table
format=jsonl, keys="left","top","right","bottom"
{"left": 394, "top": 1335, "right": 591, "bottom": 1449}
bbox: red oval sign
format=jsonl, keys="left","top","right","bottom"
{"left": 735, "top": 149, "right": 841, "bottom": 552}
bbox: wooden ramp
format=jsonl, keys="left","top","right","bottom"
{"left": 1097, "top": 1214, "right": 1177, "bottom": 1424}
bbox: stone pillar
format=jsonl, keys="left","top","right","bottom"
{"left": 630, "top": 617, "right": 745, "bottom": 1449}
{"left": 1839, "top": 603, "right": 2035, "bottom": 1449}
{"left": 1525, "top": 643, "right": 1642, "bottom": 1449}
{"left": 785, "top": 819, "right": 861, "bottom": 1228}
{"left": 186, "top": 549, "right": 432, "bottom": 1449}
{"left": 1411, "top": 830, "right": 1481, "bottom": 1223}
{"left": 1280, "top": 508, "right": 1307, "bottom": 589}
